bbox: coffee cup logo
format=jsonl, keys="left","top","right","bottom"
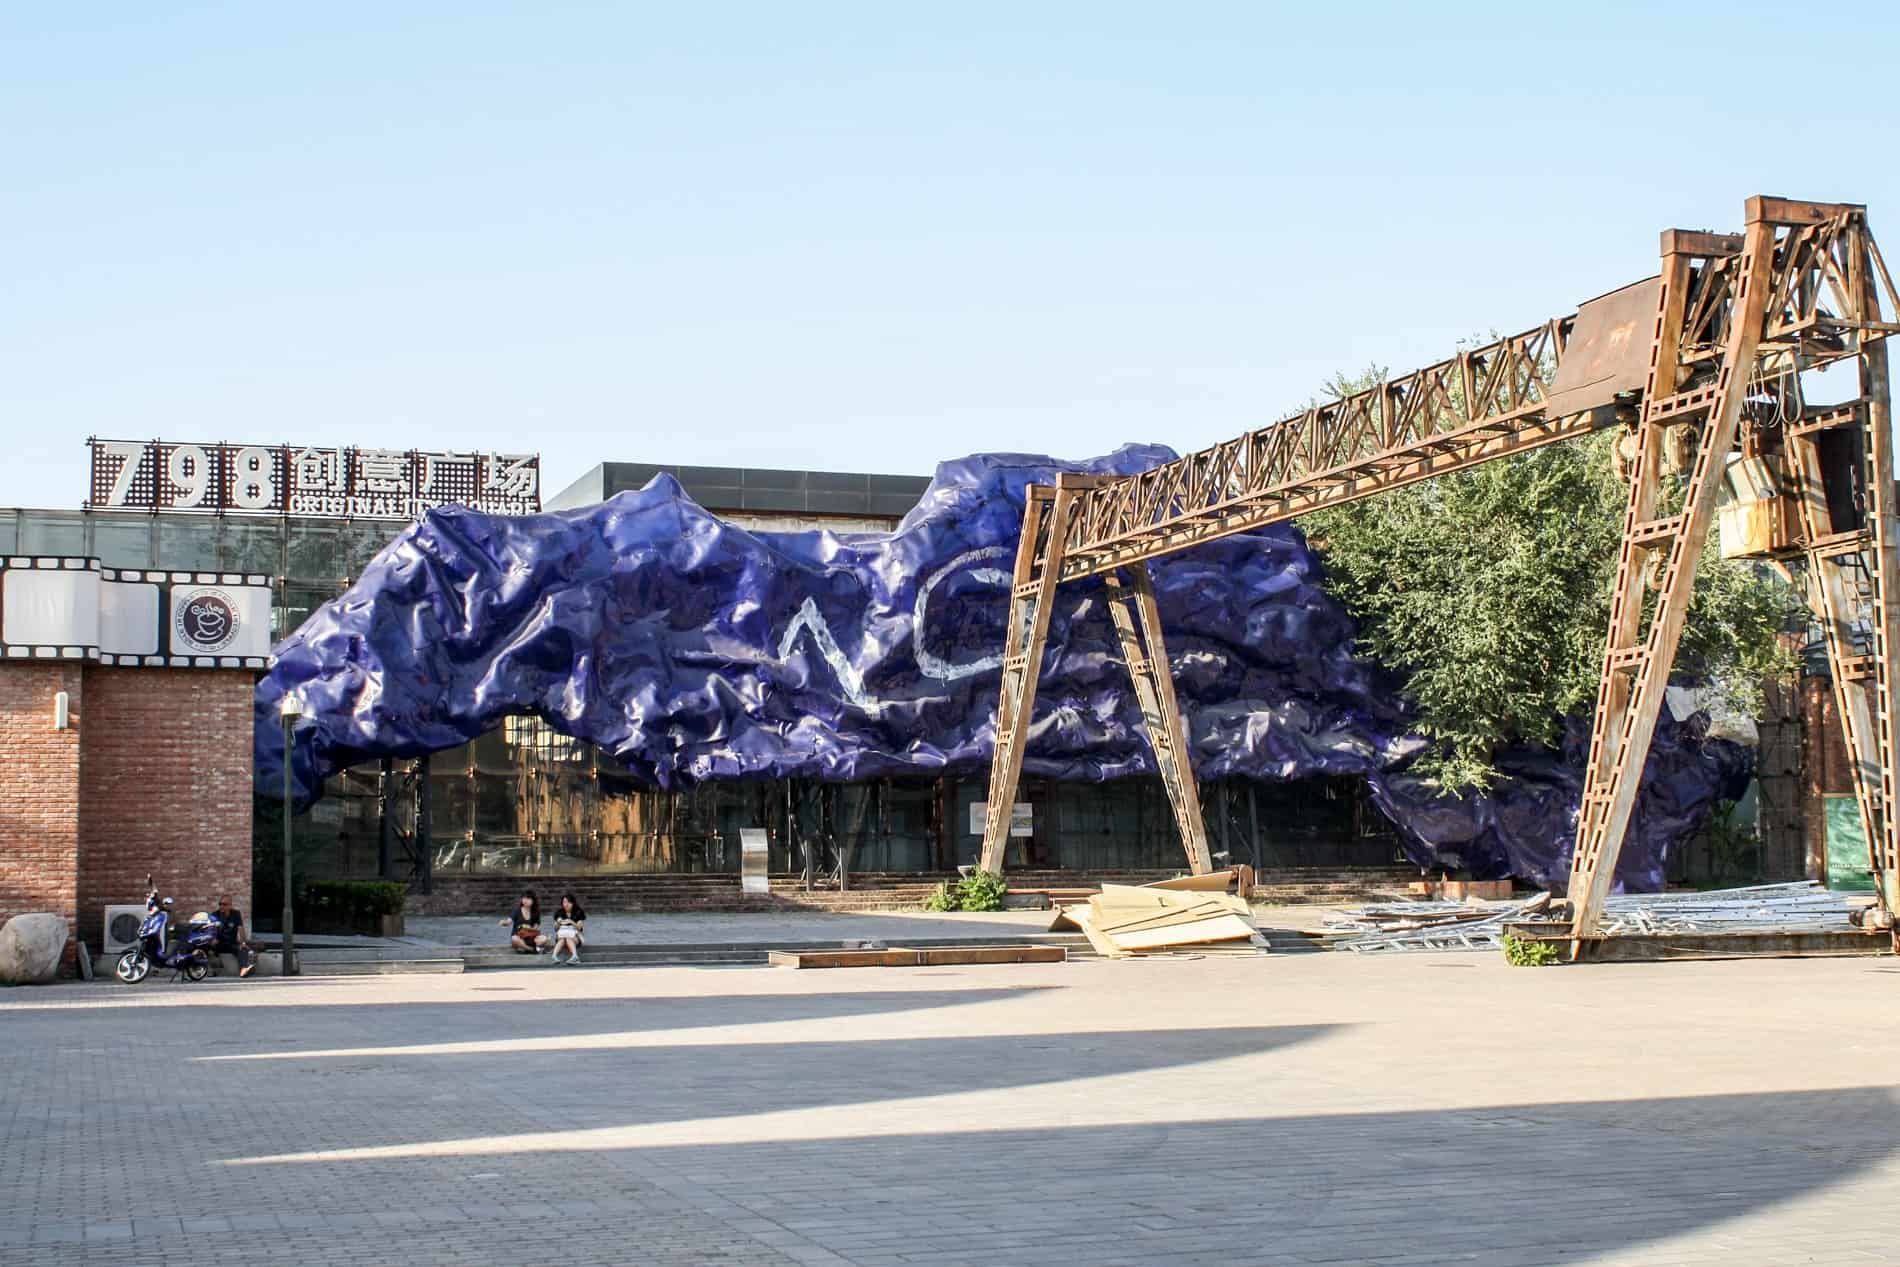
{"left": 175, "top": 588, "right": 240, "bottom": 653}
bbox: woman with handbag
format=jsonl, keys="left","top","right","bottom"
{"left": 500, "top": 891, "right": 549, "bottom": 954}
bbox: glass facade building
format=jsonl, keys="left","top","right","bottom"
{"left": 8, "top": 488, "right": 1403, "bottom": 884}
{"left": 299, "top": 714, "right": 1400, "bottom": 883}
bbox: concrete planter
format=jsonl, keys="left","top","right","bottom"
{"left": 301, "top": 911, "right": 404, "bottom": 937}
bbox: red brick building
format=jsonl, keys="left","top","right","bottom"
{"left": 0, "top": 556, "right": 267, "bottom": 968}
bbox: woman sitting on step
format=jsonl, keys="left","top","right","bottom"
{"left": 549, "top": 893, "right": 587, "bottom": 964}
{"left": 500, "top": 891, "right": 549, "bottom": 954}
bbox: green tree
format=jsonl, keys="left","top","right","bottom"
{"left": 1303, "top": 369, "right": 1798, "bottom": 791}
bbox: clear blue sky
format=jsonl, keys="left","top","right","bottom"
{"left": 4, "top": 3, "right": 1896, "bottom": 509}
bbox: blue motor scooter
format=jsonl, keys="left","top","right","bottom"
{"left": 115, "top": 876, "right": 218, "bottom": 984}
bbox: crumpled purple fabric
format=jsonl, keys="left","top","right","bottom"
{"left": 1365, "top": 712, "right": 1750, "bottom": 892}
{"left": 255, "top": 444, "right": 1747, "bottom": 891}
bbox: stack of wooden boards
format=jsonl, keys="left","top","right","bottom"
{"left": 1049, "top": 873, "right": 1265, "bottom": 957}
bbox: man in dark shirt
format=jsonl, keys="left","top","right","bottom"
{"left": 212, "top": 896, "right": 257, "bottom": 978}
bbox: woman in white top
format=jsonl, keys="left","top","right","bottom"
{"left": 550, "top": 893, "right": 587, "bottom": 964}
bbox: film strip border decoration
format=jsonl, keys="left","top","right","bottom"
{"left": 0, "top": 557, "right": 274, "bottom": 669}
{"left": 0, "top": 558, "right": 100, "bottom": 662}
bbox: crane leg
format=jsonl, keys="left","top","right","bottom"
{"left": 978, "top": 483, "right": 1076, "bottom": 874}
{"left": 1568, "top": 214, "right": 1775, "bottom": 951}
{"left": 1104, "top": 565, "right": 1213, "bottom": 875}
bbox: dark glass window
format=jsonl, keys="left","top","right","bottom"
{"left": 157, "top": 517, "right": 220, "bottom": 570}
{"left": 221, "top": 520, "right": 285, "bottom": 576}
{"left": 89, "top": 515, "right": 154, "bottom": 567}
{"left": 286, "top": 522, "right": 345, "bottom": 585}
{"left": 20, "top": 512, "right": 86, "bottom": 556}
{"left": 342, "top": 524, "right": 401, "bottom": 578}
{"left": 257, "top": 738, "right": 1404, "bottom": 883}
{"left": 277, "top": 583, "right": 340, "bottom": 640}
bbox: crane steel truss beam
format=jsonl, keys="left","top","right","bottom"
{"left": 978, "top": 197, "right": 1897, "bottom": 946}
{"left": 1051, "top": 317, "right": 1587, "bottom": 582}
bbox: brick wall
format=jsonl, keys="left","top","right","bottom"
{"left": 76, "top": 669, "right": 255, "bottom": 947}
{"left": 0, "top": 665, "right": 85, "bottom": 961}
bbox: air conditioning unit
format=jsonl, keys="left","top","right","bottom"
{"left": 103, "top": 905, "right": 147, "bottom": 955}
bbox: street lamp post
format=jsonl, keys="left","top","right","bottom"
{"left": 279, "top": 695, "right": 303, "bottom": 976}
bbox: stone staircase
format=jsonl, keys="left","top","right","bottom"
{"left": 405, "top": 866, "right": 1420, "bottom": 916}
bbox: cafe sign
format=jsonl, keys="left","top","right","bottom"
{"left": 1, "top": 557, "right": 273, "bottom": 668}
{"left": 87, "top": 439, "right": 540, "bottom": 519}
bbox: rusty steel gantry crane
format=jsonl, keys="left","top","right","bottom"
{"left": 977, "top": 196, "right": 1900, "bottom": 952}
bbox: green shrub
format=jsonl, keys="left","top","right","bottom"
{"left": 1501, "top": 931, "right": 1562, "bottom": 967}
{"left": 922, "top": 871, "right": 1009, "bottom": 912}
{"left": 301, "top": 880, "right": 407, "bottom": 928}
{"left": 954, "top": 870, "right": 1008, "bottom": 913}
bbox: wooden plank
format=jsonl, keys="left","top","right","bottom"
{"left": 767, "top": 945, "right": 1067, "bottom": 969}
{"left": 768, "top": 949, "right": 915, "bottom": 969}
{"left": 1057, "top": 903, "right": 1131, "bottom": 958}
{"left": 1098, "top": 914, "right": 1257, "bottom": 950}
{"left": 1145, "top": 871, "right": 1236, "bottom": 893}
{"left": 919, "top": 946, "right": 1066, "bottom": 966}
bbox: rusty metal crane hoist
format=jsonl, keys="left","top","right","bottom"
{"left": 977, "top": 196, "right": 1900, "bottom": 952}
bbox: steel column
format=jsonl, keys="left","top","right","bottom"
{"left": 415, "top": 751, "right": 434, "bottom": 896}
{"left": 978, "top": 480, "right": 1079, "bottom": 873}
{"left": 1853, "top": 230, "right": 1900, "bottom": 918}
{"left": 1788, "top": 217, "right": 1900, "bottom": 918}
{"left": 1568, "top": 208, "right": 1776, "bottom": 945}
{"left": 1103, "top": 565, "right": 1214, "bottom": 874}
{"left": 377, "top": 756, "right": 395, "bottom": 880}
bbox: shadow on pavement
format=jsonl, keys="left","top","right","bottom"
{"left": 207, "top": 1023, "right": 1340, "bottom": 1153}
{"left": 10, "top": 985, "right": 1052, "bottom": 1049}
{"left": 233, "top": 1084, "right": 1900, "bottom": 1264}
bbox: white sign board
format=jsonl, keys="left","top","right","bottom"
{"left": 967, "top": 802, "right": 1034, "bottom": 837}
{"left": 740, "top": 827, "right": 771, "bottom": 894}
{"left": 88, "top": 438, "right": 541, "bottom": 519}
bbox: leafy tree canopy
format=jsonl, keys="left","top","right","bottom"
{"left": 1302, "top": 368, "right": 1798, "bottom": 791}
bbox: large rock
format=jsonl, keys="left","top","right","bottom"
{"left": 0, "top": 913, "right": 69, "bottom": 985}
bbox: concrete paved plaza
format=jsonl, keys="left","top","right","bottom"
{"left": 4, "top": 952, "right": 1898, "bottom": 1267}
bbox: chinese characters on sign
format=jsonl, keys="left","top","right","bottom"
{"left": 87, "top": 441, "right": 541, "bottom": 518}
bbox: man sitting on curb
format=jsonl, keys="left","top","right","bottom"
{"left": 212, "top": 895, "right": 257, "bottom": 978}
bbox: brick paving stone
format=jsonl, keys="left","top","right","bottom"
{"left": 3, "top": 954, "right": 1899, "bottom": 1265}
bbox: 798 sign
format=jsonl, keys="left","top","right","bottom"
{"left": 90, "top": 441, "right": 286, "bottom": 513}
{"left": 86, "top": 439, "right": 541, "bottom": 519}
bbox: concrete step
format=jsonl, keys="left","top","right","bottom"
{"left": 453, "top": 933, "right": 1097, "bottom": 970}
{"left": 407, "top": 867, "right": 1423, "bottom": 915}
{"left": 301, "top": 958, "right": 466, "bottom": 976}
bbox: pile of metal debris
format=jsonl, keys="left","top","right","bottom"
{"left": 1320, "top": 894, "right": 1549, "bottom": 954}
{"left": 1578, "top": 881, "right": 1872, "bottom": 936}
{"left": 1320, "top": 882, "right": 1872, "bottom": 954}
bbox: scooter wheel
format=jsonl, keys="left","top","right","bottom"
{"left": 116, "top": 952, "right": 150, "bottom": 984}
{"left": 182, "top": 959, "right": 210, "bottom": 983}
